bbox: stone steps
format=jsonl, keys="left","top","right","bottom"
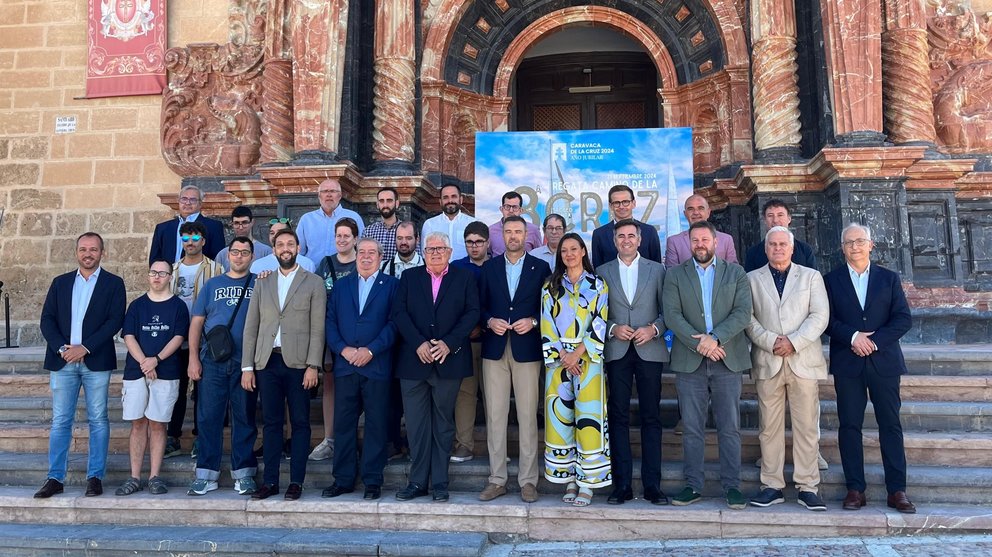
{"left": 0, "top": 488, "right": 988, "bottom": 541}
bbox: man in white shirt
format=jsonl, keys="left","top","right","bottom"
{"left": 251, "top": 220, "right": 316, "bottom": 274}
{"left": 297, "top": 179, "right": 365, "bottom": 263}
{"left": 421, "top": 184, "right": 474, "bottom": 261}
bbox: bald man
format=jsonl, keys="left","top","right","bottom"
{"left": 664, "top": 195, "right": 738, "bottom": 268}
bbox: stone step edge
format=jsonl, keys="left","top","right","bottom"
{"left": 0, "top": 488, "right": 988, "bottom": 540}
{"left": 0, "top": 522, "right": 488, "bottom": 557}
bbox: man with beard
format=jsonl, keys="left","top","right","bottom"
{"left": 363, "top": 187, "right": 402, "bottom": 262}
{"left": 321, "top": 238, "right": 399, "bottom": 500}
{"left": 241, "top": 228, "right": 326, "bottom": 500}
{"left": 591, "top": 185, "right": 662, "bottom": 266}
{"left": 391, "top": 232, "right": 480, "bottom": 501}
{"left": 35, "top": 232, "right": 126, "bottom": 499}
{"left": 380, "top": 220, "right": 424, "bottom": 459}
{"left": 186, "top": 237, "right": 259, "bottom": 497}
{"left": 421, "top": 184, "right": 475, "bottom": 261}
{"left": 164, "top": 221, "right": 223, "bottom": 459}
{"left": 297, "top": 178, "right": 365, "bottom": 264}
{"left": 488, "top": 192, "right": 542, "bottom": 257}
{"left": 478, "top": 216, "right": 551, "bottom": 503}
{"left": 662, "top": 221, "right": 752, "bottom": 509}
{"left": 664, "top": 194, "right": 738, "bottom": 268}
{"left": 529, "top": 213, "right": 565, "bottom": 271}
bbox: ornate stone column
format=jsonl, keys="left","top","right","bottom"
{"left": 260, "top": 58, "right": 295, "bottom": 164}
{"left": 820, "top": 0, "right": 885, "bottom": 145}
{"left": 371, "top": 0, "right": 417, "bottom": 173}
{"left": 750, "top": 0, "right": 802, "bottom": 159}
{"left": 882, "top": 0, "right": 938, "bottom": 146}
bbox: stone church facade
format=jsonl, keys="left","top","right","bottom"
{"left": 1, "top": 0, "right": 992, "bottom": 343}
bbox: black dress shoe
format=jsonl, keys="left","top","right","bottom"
{"left": 84, "top": 477, "right": 103, "bottom": 497}
{"left": 644, "top": 488, "right": 670, "bottom": 506}
{"left": 321, "top": 484, "right": 354, "bottom": 498}
{"left": 284, "top": 483, "right": 303, "bottom": 500}
{"left": 364, "top": 485, "right": 381, "bottom": 500}
{"left": 34, "top": 479, "right": 64, "bottom": 499}
{"left": 395, "top": 483, "right": 428, "bottom": 501}
{"left": 432, "top": 488, "right": 449, "bottom": 502}
{"left": 252, "top": 484, "right": 279, "bottom": 500}
{"left": 607, "top": 485, "right": 633, "bottom": 505}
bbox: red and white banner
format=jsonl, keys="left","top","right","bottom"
{"left": 86, "top": 0, "right": 167, "bottom": 98}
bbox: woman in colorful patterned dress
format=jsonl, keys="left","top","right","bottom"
{"left": 541, "top": 233, "right": 611, "bottom": 506}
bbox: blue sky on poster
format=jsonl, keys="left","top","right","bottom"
{"left": 475, "top": 128, "right": 695, "bottom": 249}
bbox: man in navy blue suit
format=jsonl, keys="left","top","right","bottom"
{"left": 321, "top": 238, "right": 399, "bottom": 501}
{"left": 391, "top": 231, "right": 480, "bottom": 502}
{"left": 35, "top": 232, "right": 126, "bottom": 499}
{"left": 824, "top": 223, "right": 915, "bottom": 514}
{"left": 477, "top": 216, "right": 551, "bottom": 503}
{"left": 591, "top": 185, "right": 662, "bottom": 266}
{"left": 148, "top": 185, "right": 225, "bottom": 264}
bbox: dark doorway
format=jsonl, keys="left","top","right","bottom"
{"left": 514, "top": 52, "right": 659, "bottom": 132}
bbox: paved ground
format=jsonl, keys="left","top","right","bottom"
{"left": 484, "top": 535, "right": 992, "bottom": 557}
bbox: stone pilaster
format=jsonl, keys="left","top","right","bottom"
{"left": 751, "top": 0, "right": 802, "bottom": 158}
{"left": 882, "top": 0, "right": 937, "bottom": 146}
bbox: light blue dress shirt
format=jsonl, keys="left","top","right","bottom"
{"left": 70, "top": 267, "right": 101, "bottom": 346}
{"left": 358, "top": 271, "right": 378, "bottom": 314}
{"left": 296, "top": 206, "right": 365, "bottom": 263}
{"left": 693, "top": 258, "right": 716, "bottom": 334}
{"left": 505, "top": 254, "right": 524, "bottom": 300}
{"left": 848, "top": 263, "right": 870, "bottom": 310}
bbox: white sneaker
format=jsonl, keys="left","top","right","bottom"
{"left": 308, "top": 438, "right": 334, "bottom": 461}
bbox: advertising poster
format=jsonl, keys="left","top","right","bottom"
{"left": 474, "top": 128, "right": 695, "bottom": 258}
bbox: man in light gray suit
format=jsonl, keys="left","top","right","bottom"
{"left": 596, "top": 219, "right": 669, "bottom": 506}
{"left": 241, "top": 228, "right": 326, "bottom": 501}
{"left": 663, "top": 220, "right": 752, "bottom": 509}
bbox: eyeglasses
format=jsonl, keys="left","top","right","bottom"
{"left": 842, "top": 238, "right": 871, "bottom": 248}
{"left": 424, "top": 246, "right": 451, "bottom": 254}
{"left": 178, "top": 196, "right": 199, "bottom": 205}
{"left": 465, "top": 240, "right": 487, "bottom": 247}
{"left": 228, "top": 249, "right": 252, "bottom": 257}
{"left": 318, "top": 189, "right": 342, "bottom": 195}
{"left": 147, "top": 270, "right": 172, "bottom": 278}
{"left": 232, "top": 220, "right": 252, "bottom": 228}
{"left": 544, "top": 226, "right": 564, "bottom": 232}
{"left": 180, "top": 235, "right": 202, "bottom": 242}
{"left": 269, "top": 218, "right": 291, "bottom": 225}
{"left": 610, "top": 199, "right": 633, "bottom": 208}
{"left": 501, "top": 204, "right": 522, "bottom": 212}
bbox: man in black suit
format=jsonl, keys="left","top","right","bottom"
{"left": 35, "top": 232, "right": 126, "bottom": 499}
{"left": 391, "top": 231, "right": 480, "bottom": 502}
{"left": 824, "top": 223, "right": 915, "bottom": 514}
{"left": 591, "top": 184, "right": 662, "bottom": 266}
{"left": 148, "top": 185, "right": 225, "bottom": 264}
{"left": 477, "top": 216, "right": 551, "bottom": 503}
{"left": 743, "top": 199, "right": 817, "bottom": 272}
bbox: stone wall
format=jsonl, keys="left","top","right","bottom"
{"left": 0, "top": 0, "right": 231, "bottom": 345}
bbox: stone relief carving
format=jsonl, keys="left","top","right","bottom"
{"left": 929, "top": 0, "right": 992, "bottom": 151}
{"left": 159, "top": 1, "right": 267, "bottom": 177}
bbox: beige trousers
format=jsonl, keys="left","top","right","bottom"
{"left": 482, "top": 341, "right": 542, "bottom": 487}
{"left": 453, "top": 342, "right": 483, "bottom": 451}
{"left": 755, "top": 360, "right": 822, "bottom": 493}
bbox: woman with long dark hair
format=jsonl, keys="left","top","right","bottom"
{"left": 540, "top": 233, "right": 611, "bottom": 506}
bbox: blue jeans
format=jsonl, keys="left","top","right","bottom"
{"left": 196, "top": 357, "right": 258, "bottom": 481}
{"left": 48, "top": 362, "right": 110, "bottom": 481}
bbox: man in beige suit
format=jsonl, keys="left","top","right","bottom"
{"left": 241, "top": 228, "right": 326, "bottom": 501}
{"left": 745, "top": 226, "right": 828, "bottom": 511}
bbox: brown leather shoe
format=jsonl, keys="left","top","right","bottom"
{"left": 478, "top": 482, "right": 507, "bottom": 501}
{"left": 842, "top": 489, "right": 866, "bottom": 510}
{"left": 520, "top": 483, "right": 539, "bottom": 503}
{"left": 887, "top": 491, "right": 917, "bottom": 514}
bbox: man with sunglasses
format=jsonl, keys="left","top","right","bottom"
{"left": 591, "top": 185, "right": 662, "bottom": 266}
{"left": 149, "top": 185, "right": 225, "bottom": 265}
{"left": 216, "top": 206, "right": 273, "bottom": 272}
{"left": 251, "top": 219, "right": 316, "bottom": 274}
{"left": 164, "top": 221, "right": 223, "bottom": 459}
{"left": 488, "top": 191, "right": 542, "bottom": 257}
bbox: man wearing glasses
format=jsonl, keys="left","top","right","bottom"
{"left": 216, "top": 206, "right": 273, "bottom": 272}
{"left": 250, "top": 219, "right": 316, "bottom": 273}
{"left": 164, "top": 221, "right": 224, "bottom": 459}
{"left": 591, "top": 185, "right": 662, "bottom": 266}
{"left": 297, "top": 178, "right": 365, "bottom": 264}
{"left": 149, "top": 185, "right": 225, "bottom": 265}
{"left": 488, "top": 191, "right": 542, "bottom": 256}
{"left": 528, "top": 213, "right": 566, "bottom": 271}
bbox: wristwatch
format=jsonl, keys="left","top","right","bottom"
{"left": 531, "top": 318, "right": 539, "bottom": 328}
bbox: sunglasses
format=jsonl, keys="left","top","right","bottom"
{"left": 269, "top": 217, "right": 291, "bottom": 225}
{"left": 181, "top": 235, "right": 203, "bottom": 242}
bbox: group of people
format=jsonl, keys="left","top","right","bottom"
{"left": 33, "top": 180, "right": 916, "bottom": 515}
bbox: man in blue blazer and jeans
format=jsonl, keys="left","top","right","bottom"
{"left": 36, "top": 232, "right": 126, "bottom": 498}
{"left": 322, "top": 238, "right": 398, "bottom": 501}
{"left": 824, "top": 223, "right": 916, "bottom": 514}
